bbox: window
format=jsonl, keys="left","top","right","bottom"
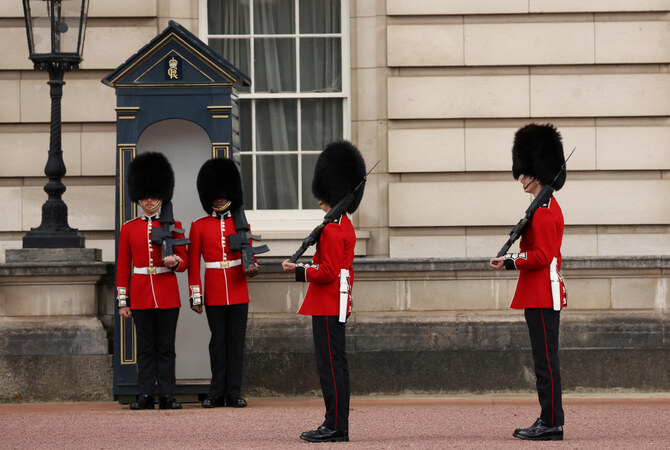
{"left": 202, "top": 0, "right": 349, "bottom": 212}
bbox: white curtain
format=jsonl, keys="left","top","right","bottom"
{"left": 208, "top": 0, "right": 343, "bottom": 210}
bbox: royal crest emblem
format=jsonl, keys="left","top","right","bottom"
{"left": 167, "top": 56, "right": 178, "bottom": 80}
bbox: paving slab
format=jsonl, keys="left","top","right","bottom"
{"left": 1, "top": 395, "right": 669, "bottom": 449}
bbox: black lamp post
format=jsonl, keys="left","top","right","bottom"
{"left": 21, "top": 0, "right": 89, "bottom": 248}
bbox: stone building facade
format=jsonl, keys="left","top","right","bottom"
{"left": 0, "top": 1, "right": 668, "bottom": 399}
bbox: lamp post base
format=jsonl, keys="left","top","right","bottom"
{"left": 23, "top": 229, "right": 85, "bottom": 248}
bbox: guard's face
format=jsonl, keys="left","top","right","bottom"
{"left": 317, "top": 200, "right": 331, "bottom": 213}
{"left": 519, "top": 174, "right": 541, "bottom": 195}
{"left": 212, "top": 198, "right": 232, "bottom": 213}
{"left": 139, "top": 198, "right": 161, "bottom": 214}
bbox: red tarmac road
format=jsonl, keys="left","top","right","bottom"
{"left": 1, "top": 395, "right": 669, "bottom": 449}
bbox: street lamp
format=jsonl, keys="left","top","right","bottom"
{"left": 21, "top": 0, "right": 89, "bottom": 248}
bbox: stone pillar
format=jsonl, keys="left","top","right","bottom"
{"left": 0, "top": 249, "right": 113, "bottom": 402}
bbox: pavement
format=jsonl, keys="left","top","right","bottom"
{"left": 1, "top": 394, "right": 670, "bottom": 449}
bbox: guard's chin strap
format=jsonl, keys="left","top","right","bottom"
{"left": 212, "top": 200, "right": 232, "bottom": 213}
{"left": 141, "top": 200, "right": 162, "bottom": 218}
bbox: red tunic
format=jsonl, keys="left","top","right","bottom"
{"left": 187, "top": 213, "right": 251, "bottom": 306}
{"left": 506, "top": 197, "right": 567, "bottom": 310}
{"left": 116, "top": 216, "right": 188, "bottom": 310}
{"left": 297, "top": 214, "right": 356, "bottom": 317}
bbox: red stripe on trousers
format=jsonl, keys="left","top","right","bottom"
{"left": 326, "top": 319, "right": 338, "bottom": 430}
{"left": 540, "top": 309, "right": 555, "bottom": 425}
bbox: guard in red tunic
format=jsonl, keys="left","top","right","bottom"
{"left": 116, "top": 152, "right": 188, "bottom": 410}
{"left": 188, "top": 158, "right": 259, "bottom": 408}
{"left": 282, "top": 141, "right": 366, "bottom": 443}
{"left": 490, "top": 124, "right": 567, "bottom": 440}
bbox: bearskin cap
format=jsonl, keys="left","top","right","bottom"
{"left": 127, "top": 152, "right": 175, "bottom": 202}
{"left": 196, "top": 158, "right": 244, "bottom": 214}
{"left": 512, "top": 123, "right": 566, "bottom": 191}
{"left": 312, "top": 140, "right": 367, "bottom": 214}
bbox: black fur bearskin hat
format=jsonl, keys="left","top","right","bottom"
{"left": 196, "top": 158, "right": 244, "bottom": 214}
{"left": 127, "top": 151, "right": 175, "bottom": 202}
{"left": 312, "top": 140, "right": 367, "bottom": 213}
{"left": 512, "top": 123, "right": 566, "bottom": 191}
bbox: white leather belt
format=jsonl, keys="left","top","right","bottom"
{"left": 133, "top": 266, "right": 170, "bottom": 275}
{"left": 205, "top": 259, "right": 242, "bottom": 269}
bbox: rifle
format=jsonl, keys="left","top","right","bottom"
{"left": 150, "top": 200, "right": 190, "bottom": 260}
{"left": 496, "top": 147, "right": 575, "bottom": 257}
{"left": 229, "top": 206, "right": 270, "bottom": 274}
{"left": 289, "top": 160, "right": 379, "bottom": 264}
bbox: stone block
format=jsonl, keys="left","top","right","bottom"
{"left": 357, "top": 17, "right": 379, "bottom": 69}
{"left": 0, "top": 240, "right": 21, "bottom": 264}
{"left": 389, "top": 235, "right": 467, "bottom": 258}
{"left": 5, "top": 248, "right": 101, "bottom": 263}
{"left": 352, "top": 280, "right": 404, "bottom": 311}
{"left": 561, "top": 311, "right": 665, "bottom": 349}
{"left": 561, "top": 234, "right": 599, "bottom": 257}
{"left": 81, "top": 130, "right": 116, "bottom": 176}
{"left": 247, "top": 314, "right": 313, "bottom": 353}
{"left": 158, "top": 0, "right": 198, "bottom": 19}
{"left": 406, "top": 279, "right": 499, "bottom": 310}
{"left": 0, "top": 188, "right": 22, "bottom": 232}
{"left": 356, "top": 0, "right": 381, "bottom": 17}
{"left": 0, "top": 317, "right": 107, "bottom": 355}
{"left": 389, "top": 181, "right": 531, "bottom": 226}
{"left": 466, "top": 234, "right": 521, "bottom": 258}
{"left": 0, "top": 80, "right": 21, "bottom": 123}
{"left": 3, "top": 28, "right": 32, "bottom": 70}
{"left": 158, "top": 18, "right": 198, "bottom": 35}
{"left": 388, "top": 128, "right": 465, "bottom": 172}
{"left": 387, "top": 0, "right": 528, "bottom": 15}
{"left": 89, "top": 0, "right": 157, "bottom": 17}
{"left": 0, "top": 355, "right": 113, "bottom": 402}
{"left": 388, "top": 24, "right": 463, "bottom": 67}
{"left": 554, "top": 124, "right": 597, "bottom": 170}
{"left": 464, "top": 22, "right": 594, "bottom": 66}
{"left": 559, "top": 180, "right": 670, "bottom": 225}
{"left": 0, "top": 276, "right": 99, "bottom": 316}
{"left": 85, "top": 238, "right": 116, "bottom": 262}
{"left": 465, "top": 124, "right": 597, "bottom": 171}
{"left": 0, "top": 130, "right": 81, "bottom": 177}
{"left": 596, "top": 20, "right": 670, "bottom": 64}
{"left": 388, "top": 75, "right": 529, "bottom": 119}
{"left": 22, "top": 185, "right": 115, "bottom": 231}
{"left": 464, "top": 126, "right": 515, "bottom": 171}
{"left": 357, "top": 68, "right": 381, "bottom": 120}
{"left": 530, "top": 0, "right": 670, "bottom": 13}
{"left": 611, "top": 277, "right": 660, "bottom": 309}
{"left": 248, "top": 277, "right": 306, "bottom": 313}
{"left": 596, "top": 125, "right": 670, "bottom": 170}
{"left": 20, "top": 79, "right": 116, "bottom": 123}
{"left": 82, "top": 26, "right": 160, "bottom": 70}
{"left": 563, "top": 278, "right": 611, "bottom": 309}
{"left": 0, "top": 2, "right": 23, "bottom": 16}
{"left": 597, "top": 233, "right": 670, "bottom": 256}
{"left": 530, "top": 74, "right": 670, "bottom": 117}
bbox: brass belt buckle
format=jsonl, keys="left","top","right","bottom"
{"left": 147, "top": 267, "right": 157, "bottom": 275}
{"left": 220, "top": 261, "right": 229, "bottom": 268}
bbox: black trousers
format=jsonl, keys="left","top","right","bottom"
{"left": 132, "top": 308, "right": 180, "bottom": 397}
{"left": 205, "top": 303, "right": 249, "bottom": 399}
{"left": 312, "top": 316, "right": 350, "bottom": 432}
{"left": 525, "top": 308, "right": 564, "bottom": 426}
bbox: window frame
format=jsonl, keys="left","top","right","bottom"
{"left": 198, "top": 0, "right": 351, "bottom": 225}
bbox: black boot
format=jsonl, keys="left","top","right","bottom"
{"left": 225, "top": 396, "right": 248, "bottom": 408}
{"left": 202, "top": 396, "right": 225, "bottom": 408}
{"left": 130, "top": 394, "right": 154, "bottom": 410}
{"left": 159, "top": 395, "right": 182, "bottom": 410}
{"left": 300, "top": 425, "right": 349, "bottom": 443}
{"left": 513, "top": 418, "right": 563, "bottom": 441}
